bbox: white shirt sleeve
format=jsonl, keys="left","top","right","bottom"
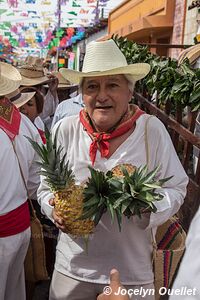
{"left": 37, "top": 175, "right": 55, "bottom": 222}
{"left": 145, "top": 117, "right": 188, "bottom": 228}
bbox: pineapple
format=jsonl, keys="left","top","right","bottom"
{"left": 26, "top": 126, "right": 94, "bottom": 237}
{"left": 109, "top": 164, "right": 173, "bottom": 225}
{"left": 82, "top": 164, "right": 172, "bottom": 231}
{"left": 111, "top": 163, "right": 137, "bottom": 177}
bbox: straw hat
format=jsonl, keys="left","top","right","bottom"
{"left": 178, "top": 43, "right": 200, "bottom": 65}
{"left": 43, "top": 71, "right": 72, "bottom": 89}
{"left": 0, "top": 62, "right": 22, "bottom": 96}
{"left": 18, "top": 56, "right": 50, "bottom": 86}
{"left": 52, "top": 71, "right": 72, "bottom": 88}
{"left": 60, "top": 39, "right": 150, "bottom": 85}
{"left": 6, "top": 88, "right": 36, "bottom": 108}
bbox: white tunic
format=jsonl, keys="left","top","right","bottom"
{"left": 37, "top": 113, "right": 188, "bottom": 285}
{"left": 0, "top": 114, "right": 41, "bottom": 215}
{"left": 39, "top": 89, "right": 59, "bottom": 129}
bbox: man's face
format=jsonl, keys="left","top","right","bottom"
{"left": 82, "top": 75, "right": 132, "bottom": 132}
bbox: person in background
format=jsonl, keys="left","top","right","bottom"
{"left": 0, "top": 62, "right": 40, "bottom": 300}
{"left": 38, "top": 39, "right": 188, "bottom": 300}
{"left": 51, "top": 93, "right": 84, "bottom": 128}
{"left": 49, "top": 71, "right": 79, "bottom": 103}
{"left": 20, "top": 86, "right": 46, "bottom": 143}
{"left": 6, "top": 86, "right": 46, "bottom": 143}
{"left": 7, "top": 85, "right": 58, "bottom": 298}
{"left": 18, "top": 56, "right": 59, "bottom": 129}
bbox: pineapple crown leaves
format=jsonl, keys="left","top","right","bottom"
{"left": 109, "top": 164, "right": 173, "bottom": 223}
{"left": 81, "top": 167, "right": 117, "bottom": 226}
{"left": 26, "top": 124, "right": 74, "bottom": 191}
{"left": 79, "top": 164, "right": 173, "bottom": 232}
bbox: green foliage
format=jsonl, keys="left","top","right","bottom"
{"left": 112, "top": 35, "right": 200, "bottom": 111}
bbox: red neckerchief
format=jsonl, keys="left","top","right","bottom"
{"left": 37, "top": 128, "right": 46, "bottom": 144}
{"left": 0, "top": 97, "right": 21, "bottom": 140}
{"left": 80, "top": 104, "right": 145, "bottom": 165}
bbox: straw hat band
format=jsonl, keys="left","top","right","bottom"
{"left": 18, "top": 56, "right": 50, "bottom": 85}
{"left": 20, "top": 67, "right": 44, "bottom": 78}
{"left": 9, "top": 91, "right": 23, "bottom": 102}
{"left": 6, "top": 88, "right": 36, "bottom": 108}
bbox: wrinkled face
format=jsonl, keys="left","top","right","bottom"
{"left": 20, "top": 96, "right": 38, "bottom": 122}
{"left": 82, "top": 75, "right": 132, "bottom": 132}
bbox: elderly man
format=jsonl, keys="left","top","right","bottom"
{"left": 0, "top": 62, "right": 40, "bottom": 300}
{"left": 37, "top": 39, "right": 188, "bottom": 300}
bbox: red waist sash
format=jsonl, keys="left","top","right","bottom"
{"left": 0, "top": 201, "right": 30, "bottom": 237}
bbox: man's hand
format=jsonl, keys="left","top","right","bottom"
{"left": 97, "top": 269, "right": 130, "bottom": 300}
{"left": 49, "top": 198, "right": 68, "bottom": 233}
{"left": 46, "top": 75, "right": 59, "bottom": 98}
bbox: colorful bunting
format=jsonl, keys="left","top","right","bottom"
{"left": 0, "top": 0, "right": 123, "bottom": 50}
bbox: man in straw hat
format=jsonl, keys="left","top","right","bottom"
{"left": 18, "top": 56, "right": 59, "bottom": 129}
{"left": 0, "top": 62, "right": 41, "bottom": 300}
{"left": 38, "top": 39, "right": 188, "bottom": 299}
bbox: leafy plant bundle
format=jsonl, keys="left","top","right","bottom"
{"left": 112, "top": 35, "right": 200, "bottom": 111}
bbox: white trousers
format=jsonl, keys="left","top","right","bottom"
{"left": 49, "top": 269, "right": 155, "bottom": 300}
{"left": 0, "top": 228, "right": 31, "bottom": 300}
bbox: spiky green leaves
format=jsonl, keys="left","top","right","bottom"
{"left": 82, "top": 167, "right": 113, "bottom": 226}
{"left": 26, "top": 125, "right": 74, "bottom": 192}
{"left": 82, "top": 165, "right": 172, "bottom": 231}
{"left": 110, "top": 165, "right": 172, "bottom": 222}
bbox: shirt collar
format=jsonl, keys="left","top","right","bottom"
{"left": 72, "top": 94, "right": 84, "bottom": 107}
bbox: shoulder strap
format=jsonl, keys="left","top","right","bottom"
{"left": 144, "top": 115, "right": 154, "bottom": 167}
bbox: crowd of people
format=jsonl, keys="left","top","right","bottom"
{"left": 0, "top": 38, "right": 199, "bottom": 300}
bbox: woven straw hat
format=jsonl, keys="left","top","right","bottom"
{"left": 60, "top": 39, "right": 150, "bottom": 84}
{"left": 18, "top": 56, "right": 50, "bottom": 86}
{"left": 44, "top": 71, "right": 72, "bottom": 89}
{"left": 6, "top": 88, "right": 36, "bottom": 108}
{"left": 178, "top": 43, "right": 200, "bottom": 65}
{"left": 0, "top": 62, "right": 21, "bottom": 96}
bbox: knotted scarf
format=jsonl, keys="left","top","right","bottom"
{"left": 80, "top": 104, "right": 145, "bottom": 165}
{"left": 0, "top": 97, "right": 21, "bottom": 140}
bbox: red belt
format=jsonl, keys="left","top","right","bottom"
{"left": 0, "top": 201, "right": 30, "bottom": 238}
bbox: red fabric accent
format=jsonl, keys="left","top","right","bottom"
{"left": 0, "top": 201, "right": 30, "bottom": 237}
{"left": 37, "top": 128, "right": 46, "bottom": 144}
{"left": 0, "top": 97, "right": 21, "bottom": 140}
{"left": 80, "top": 104, "right": 145, "bottom": 165}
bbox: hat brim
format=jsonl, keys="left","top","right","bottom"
{"left": 0, "top": 77, "right": 21, "bottom": 96}
{"left": 20, "top": 75, "right": 51, "bottom": 86}
{"left": 13, "top": 91, "right": 36, "bottom": 108}
{"left": 59, "top": 63, "right": 150, "bottom": 85}
{"left": 0, "top": 62, "right": 21, "bottom": 96}
{"left": 43, "top": 83, "right": 73, "bottom": 89}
